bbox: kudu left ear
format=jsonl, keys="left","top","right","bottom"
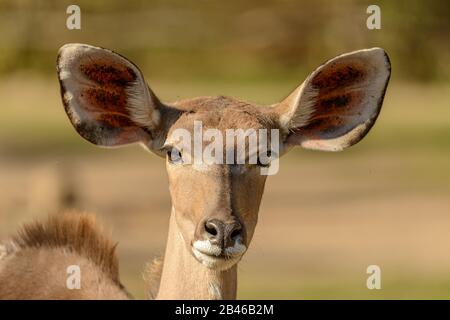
{"left": 274, "top": 48, "right": 391, "bottom": 152}
{"left": 56, "top": 43, "right": 180, "bottom": 153}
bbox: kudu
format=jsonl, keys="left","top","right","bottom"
{"left": 0, "top": 44, "right": 390, "bottom": 299}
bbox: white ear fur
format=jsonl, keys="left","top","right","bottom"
{"left": 125, "top": 79, "right": 161, "bottom": 131}
{"left": 278, "top": 81, "right": 319, "bottom": 131}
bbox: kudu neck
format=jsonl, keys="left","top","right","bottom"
{"left": 156, "top": 209, "right": 237, "bottom": 300}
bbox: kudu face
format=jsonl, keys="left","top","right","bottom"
{"left": 57, "top": 44, "right": 390, "bottom": 271}
{"left": 163, "top": 104, "right": 278, "bottom": 269}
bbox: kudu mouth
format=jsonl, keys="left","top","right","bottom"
{"left": 191, "top": 236, "right": 247, "bottom": 271}
{"left": 191, "top": 217, "right": 248, "bottom": 270}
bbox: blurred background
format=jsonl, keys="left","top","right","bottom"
{"left": 0, "top": 0, "right": 449, "bottom": 299}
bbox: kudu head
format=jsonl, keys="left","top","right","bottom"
{"left": 57, "top": 44, "right": 390, "bottom": 271}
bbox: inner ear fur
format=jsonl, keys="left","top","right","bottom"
{"left": 275, "top": 48, "right": 391, "bottom": 152}
{"left": 57, "top": 43, "right": 166, "bottom": 148}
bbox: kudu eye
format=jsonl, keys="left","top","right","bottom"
{"left": 167, "top": 147, "right": 184, "bottom": 165}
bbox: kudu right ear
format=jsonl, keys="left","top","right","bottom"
{"left": 56, "top": 43, "right": 176, "bottom": 152}
{"left": 274, "top": 48, "right": 390, "bottom": 152}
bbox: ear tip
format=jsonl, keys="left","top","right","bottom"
{"left": 362, "top": 47, "right": 391, "bottom": 70}
{"left": 366, "top": 47, "right": 386, "bottom": 53}
{"left": 58, "top": 43, "right": 84, "bottom": 54}
{"left": 58, "top": 43, "right": 114, "bottom": 64}
{"left": 57, "top": 43, "right": 98, "bottom": 60}
{"left": 371, "top": 46, "right": 390, "bottom": 60}
{"left": 57, "top": 43, "right": 89, "bottom": 70}
{"left": 381, "top": 49, "right": 392, "bottom": 72}
{"left": 59, "top": 43, "right": 93, "bottom": 51}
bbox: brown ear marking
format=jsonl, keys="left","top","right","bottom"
{"left": 294, "top": 116, "right": 350, "bottom": 140}
{"left": 74, "top": 116, "right": 148, "bottom": 146}
{"left": 56, "top": 43, "right": 164, "bottom": 147}
{"left": 76, "top": 59, "right": 139, "bottom": 117}
{"left": 82, "top": 87, "right": 129, "bottom": 114}
{"left": 59, "top": 80, "right": 137, "bottom": 146}
{"left": 57, "top": 53, "right": 136, "bottom": 120}
{"left": 79, "top": 62, "right": 137, "bottom": 86}
{"left": 281, "top": 48, "right": 391, "bottom": 151}
{"left": 311, "top": 62, "right": 366, "bottom": 91}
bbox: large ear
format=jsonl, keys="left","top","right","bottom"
{"left": 57, "top": 43, "right": 167, "bottom": 149}
{"left": 275, "top": 48, "right": 391, "bottom": 152}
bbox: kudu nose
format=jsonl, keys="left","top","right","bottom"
{"left": 204, "top": 219, "right": 242, "bottom": 248}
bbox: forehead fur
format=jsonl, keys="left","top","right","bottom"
{"left": 169, "top": 96, "right": 279, "bottom": 133}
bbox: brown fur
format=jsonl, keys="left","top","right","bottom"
{"left": 143, "top": 256, "right": 164, "bottom": 299}
{"left": 12, "top": 212, "right": 120, "bottom": 285}
{"left": 0, "top": 212, "right": 132, "bottom": 299}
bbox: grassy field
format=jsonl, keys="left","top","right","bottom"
{"left": 0, "top": 77, "right": 449, "bottom": 299}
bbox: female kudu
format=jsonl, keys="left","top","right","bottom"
{"left": 0, "top": 44, "right": 390, "bottom": 299}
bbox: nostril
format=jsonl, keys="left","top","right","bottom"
{"left": 205, "top": 222, "right": 218, "bottom": 236}
{"left": 230, "top": 227, "right": 241, "bottom": 239}
{"left": 203, "top": 219, "right": 242, "bottom": 247}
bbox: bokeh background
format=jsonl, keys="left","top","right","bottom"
{"left": 0, "top": 0, "right": 449, "bottom": 299}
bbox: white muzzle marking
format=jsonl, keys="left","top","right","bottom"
{"left": 192, "top": 236, "right": 247, "bottom": 271}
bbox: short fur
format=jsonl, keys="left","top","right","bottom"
{"left": 0, "top": 212, "right": 131, "bottom": 299}
{"left": 143, "top": 256, "right": 164, "bottom": 299}
{"left": 13, "top": 213, "right": 119, "bottom": 284}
